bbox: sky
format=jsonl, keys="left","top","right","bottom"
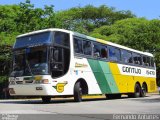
{"left": 0, "top": 0, "right": 159, "bottom": 20}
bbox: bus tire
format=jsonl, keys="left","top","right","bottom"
{"left": 141, "top": 83, "right": 147, "bottom": 97}
{"left": 129, "top": 83, "right": 141, "bottom": 98}
{"left": 74, "top": 82, "right": 82, "bottom": 102}
{"left": 42, "top": 96, "right": 51, "bottom": 103}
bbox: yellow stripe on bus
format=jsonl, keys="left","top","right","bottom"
{"left": 109, "top": 63, "right": 157, "bottom": 93}
{"left": 96, "top": 39, "right": 108, "bottom": 44}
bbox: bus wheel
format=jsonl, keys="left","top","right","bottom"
{"left": 129, "top": 83, "right": 141, "bottom": 98}
{"left": 42, "top": 96, "right": 51, "bottom": 103}
{"left": 141, "top": 83, "right": 147, "bottom": 97}
{"left": 74, "top": 82, "right": 82, "bottom": 102}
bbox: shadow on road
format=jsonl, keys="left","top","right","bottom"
{"left": 0, "top": 96, "right": 129, "bottom": 104}
{"left": 128, "top": 95, "right": 160, "bottom": 103}
{"left": 1, "top": 94, "right": 159, "bottom": 104}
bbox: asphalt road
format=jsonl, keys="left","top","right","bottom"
{"left": 0, "top": 94, "right": 160, "bottom": 120}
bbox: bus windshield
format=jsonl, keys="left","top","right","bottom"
{"left": 10, "top": 47, "right": 49, "bottom": 77}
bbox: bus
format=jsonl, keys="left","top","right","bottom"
{"left": 9, "top": 28, "right": 157, "bottom": 103}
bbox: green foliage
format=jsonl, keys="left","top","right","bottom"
{"left": 91, "top": 18, "right": 160, "bottom": 70}
{"left": 0, "top": 76, "right": 8, "bottom": 84}
{"left": 55, "top": 5, "right": 135, "bottom": 33}
{"left": 16, "top": 0, "right": 55, "bottom": 33}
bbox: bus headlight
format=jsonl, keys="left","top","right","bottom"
{"left": 34, "top": 79, "right": 49, "bottom": 84}
{"left": 42, "top": 79, "right": 49, "bottom": 84}
{"left": 9, "top": 78, "right": 15, "bottom": 85}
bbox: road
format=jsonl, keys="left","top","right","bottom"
{"left": 0, "top": 94, "right": 160, "bottom": 120}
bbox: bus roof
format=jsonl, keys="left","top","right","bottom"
{"left": 16, "top": 28, "right": 72, "bottom": 38}
{"left": 16, "top": 28, "right": 153, "bottom": 57}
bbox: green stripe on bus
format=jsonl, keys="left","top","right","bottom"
{"left": 88, "top": 59, "right": 119, "bottom": 94}
{"left": 99, "top": 61, "right": 119, "bottom": 93}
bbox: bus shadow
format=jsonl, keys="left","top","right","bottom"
{"left": 0, "top": 96, "right": 130, "bottom": 104}
{"left": 128, "top": 95, "right": 160, "bottom": 103}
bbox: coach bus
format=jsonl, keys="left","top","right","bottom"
{"left": 9, "top": 28, "right": 156, "bottom": 103}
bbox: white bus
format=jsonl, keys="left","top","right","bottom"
{"left": 9, "top": 28, "right": 156, "bottom": 103}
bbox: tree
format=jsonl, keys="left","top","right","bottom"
{"left": 55, "top": 5, "right": 135, "bottom": 34}
{"left": 91, "top": 17, "right": 160, "bottom": 72}
{"left": 0, "top": 0, "right": 56, "bottom": 98}
{"left": 15, "top": 0, "right": 55, "bottom": 33}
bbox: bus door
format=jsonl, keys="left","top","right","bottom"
{"left": 50, "top": 47, "right": 64, "bottom": 77}
{"left": 50, "top": 46, "right": 70, "bottom": 78}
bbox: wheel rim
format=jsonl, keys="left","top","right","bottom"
{"left": 74, "top": 82, "right": 82, "bottom": 102}
{"left": 135, "top": 85, "right": 140, "bottom": 96}
{"left": 79, "top": 87, "right": 82, "bottom": 98}
{"left": 142, "top": 85, "right": 147, "bottom": 96}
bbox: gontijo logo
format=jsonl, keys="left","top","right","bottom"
{"left": 118, "top": 64, "right": 156, "bottom": 77}
{"left": 53, "top": 82, "right": 68, "bottom": 93}
{"left": 75, "top": 62, "right": 88, "bottom": 68}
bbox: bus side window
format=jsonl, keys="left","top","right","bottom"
{"left": 101, "top": 45, "right": 108, "bottom": 59}
{"left": 83, "top": 41, "right": 92, "bottom": 55}
{"left": 151, "top": 57, "right": 155, "bottom": 67}
{"left": 109, "top": 46, "right": 121, "bottom": 62}
{"left": 143, "top": 56, "right": 150, "bottom": 67}
{"left": 54, "top": 32, "right": 70, "bottom": 47}
{"left": 121, "top": 50, "right": 133, "bottom": 64}
{"left": 74, "top": 37, "right": 83, "bottom": 54}
{"left": 143, "top": 56, "right": 147, "bottom": 66}
{"left": 93, "top": 43, "right": 101, "bottom": 58}
{"left": 146, "top": 57, "right": 151, "bottom": 66}
{"left": 133, "top": 53, "right": 142, "bottom": 65}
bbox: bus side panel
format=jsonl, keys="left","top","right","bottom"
{"left": 73, "top": 58, "right": 102, "bottom": 95}
{"left": 109, "top": 62, "right": 131, "bottom": 93}
{"left": 133, "top": 76, "right": 156, "bottom": 92}
{"left": 109, "top": 63, "right": 157, "bottom": 93}
{"left": 88, "top": 59, "right": 119, "bottom": 94}
{"left": 146, "top": 78, "right": 157, "bottom": 92}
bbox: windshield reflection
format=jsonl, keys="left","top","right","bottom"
{"left": 10, "top": 47, "right": 49, "bottom": 77}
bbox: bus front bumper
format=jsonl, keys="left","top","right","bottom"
{"left": 9, "top": 84, "right": 55, "bottom": 96}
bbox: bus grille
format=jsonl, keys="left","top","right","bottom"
{"left": 25, "top": 80, "right": 33, "bottom": 83}
{"left": 150, "top": 81, "right": 156, "bottom": 91}
{"left": 16, "top": 80, "right": 33, "bottom": 84}
{"left": 16, "top": 81, "right": 23, "bottom": 84}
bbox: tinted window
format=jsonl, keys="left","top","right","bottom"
{"left": 74, "top": 37, "right": 83, "bottom": 54}
{"left": 15, "top": 32, "right": 51, "bottom": 49}
{"left": 54, "top": 32, "right": 70, "bottom": 47}
{"left": 133, "top": 53, "right": 142, "bottom": 65}
{"left": 151, "top": 57, "right": 155, "bottom": 67}
{"left": 83, "top": 41, "right": 92, "bottom": 55}
{"left": 143, "top": 56, "right": 150, "bottom": 66}
{"left": 121, "top": 50, "right": 133, "bottom": 64}
{"left": 109, "top": 46, "right": 121, "bottom": 62}
{"left": 93, "top": 43, "right": 101, "bottom": 58}
{"left": 101, "top": 45, "right": 108, "bottom": 59}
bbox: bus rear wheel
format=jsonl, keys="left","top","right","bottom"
{"left": 42, "top": 96, "right": 51, "bottom": 103}
{"left": 128, "top": 83, "right": 141, "bottom": 98}
{"left": 74, "top": 82, "right": 82, "bottom": 102}
{"left": 141, "top": 83, "right": 147, "bottom": 97}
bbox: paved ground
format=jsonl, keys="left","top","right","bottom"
{"left": 0, "top": 94, "right": 160, "bottom": 120}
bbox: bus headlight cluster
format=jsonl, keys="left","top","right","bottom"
{"left": 34, "top": 79, "right": 49, "bottom": 84}
{"left": 34, "top": 76, "right": 49, "bottom": 84}
{"left": 9, "top": 78, "right": 15, "bottom": 85}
